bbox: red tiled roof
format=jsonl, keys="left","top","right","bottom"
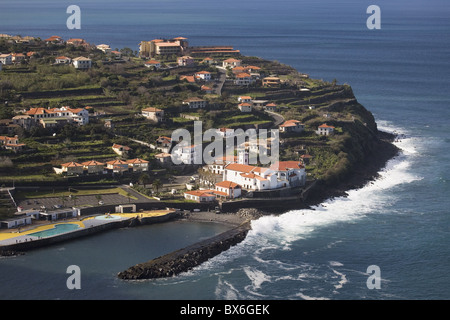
{"left": 319, "top": 123, "right": 335, "bottom": 128}
{"left": 61, "top": 161, "right": 83, "bottom": 168}
{"left": 216, "top": 181, "right": 241, "bottom": 189}
{"left": 270, "top": 161, "right": 304, "bottom": 171}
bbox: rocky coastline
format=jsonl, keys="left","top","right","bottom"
{"left": 116, "top": 129, "right": 400, "bottom": 281}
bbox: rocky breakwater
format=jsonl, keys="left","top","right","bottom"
{"left": 117, "top": 221, "right": 252, "bottom": 280}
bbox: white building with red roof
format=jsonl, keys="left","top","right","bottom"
{"left": 279, "top": 119, "right": 305, "bottom": 133}
{"left": 215, "top": 181, "right": 242, "bottom": 199}
{"left": 317, "top": 123, "right": 335, "bottom": 136}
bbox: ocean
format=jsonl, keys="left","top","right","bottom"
{"left": 0, "top": 0, "right": 449, "bottom": 300}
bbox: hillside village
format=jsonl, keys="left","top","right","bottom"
{"left": 0, "top": 33, "right": 380, "bottom": 227}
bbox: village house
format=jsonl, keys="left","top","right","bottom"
{"left": 45, "top": 35, "right": 64, "bottom": 45}
{"left": 106, "top": 159, "right": 129, "bottom": 173}
{"left": 60, "top": 161, "right": 84, "bottom": 175}
{"left": 223, "top": 58, "right": 241, "bottom": 68}
{"left": 145, "top": 60, "right": 162, "bottom": 69}
{"left": 12, "top": 115, "right": 35, "bottom": 130}
{"left": 81, "top": 160, "right": 105, "bottom": 174}
{"left": 269, "top": 161, "right": 307, "bottom": 188}
{"left": 279, "top": 119, "right": 305, "bottom": 133}
{"left": 184, "top": 190, "right": 216, "bottom": 203}
{"left": 262, "top": 76, "right": 282, "bottom": 87}
{"left": 55, "top": 56, "right": 72, "bottom": 64}
{"left": 177, "top": 55, "right": 195, "bottom": 67}
{"left": 222, "top": 163, "right": 278, "bottom": 191}
{"left": 141, "top": 107, "right": 164, "bottom": 122}
{"left": 66, "top": 38, "right": 87, "bottom": 47}
{"left": 96, "top": 44, "right": 111, "bottom": 54}
{"left": 317, "top": 123, "right": 335, "bottom": 136}
{"left": 204, "top": 155, "right": 237, "bottom": 175}
{"left": 238, "top": 96, "right": 252, "bottom": 103}
{"left": 215, "top": 181, "right": 242, "bottom": 199}
{"left": 195, "top": 71, "right": 212, "bottom": 81}
{"left": 110, "top": 50, "right": 122, "bottom": 59}
{"left": 264, "top": 103, "right": 278, "bottom": 112}
{"left": 238, "top": 102, "right": 253, "bottom": 113}
{"left": 0, "top": 135, "right": 26, "bottom": 152}
{"left": 180, "top": 75, "right": 195, "bottom": 83}
{"left": 24, "top": 107, "right": 89, "bottom": 126}
{"left": 172, "top": 144, "right": 202, "bottom": 164}
{"left": 127, "top": 158, "right": 149, "bottom": 172}
{"left": 201, "top": 85, "right": 214, "bottom": 94}
{"left": 155, "top": 136, "right": 172, "bottom": 152}
{"left": 155, "top": 152, "right": 172, "bottom": 165}
{"left": 112, "top": 144, "right": 131, "bottom": 157}
{"left": 201, "top": 57, "right": 217, "bottom": 65}
{"left": 234, "top": 73, "right": 254, "bottom": 86}
{"left": 11, "top": 53, "right": 25, "bottom": 64}
{"left": 182, "top": 97, "right": 207, "bottom": 109}
{"left": 72, "top": 56, "right": 92, "bottom": 69}
{"left": 0, "top": 54, "right": 12, "bottom": 65}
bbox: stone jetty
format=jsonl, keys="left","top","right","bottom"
{"left": 117, "top": 221, "right": 252, "bottom": 280}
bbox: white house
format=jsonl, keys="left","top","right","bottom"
{"left": 0, "top": 54, "right": 12, "bottom": 66}
{"left": 182, "top": 97, "right": 207, "bottom": 109}
{"left": 215, "top": 181, "right": 242, "bottom": 199}
{"left": 222, "top": 163, "right": 278, "bottom": 191}
{"left": 223, "top": 58, "right": 241, "bottom": 68}
{"left": 234, "top": 73, "right": 254, "bottom": 86}
{"left": 72, "top": 56, "right": 92, "bottom": 69}
{"left": 55, "top": 56, "right": 72, "bottom": 64}
{"left": 96, "top": 44, "right": 111, "bottom": 54}
{"left": 238, "top": 96, "right": 252, "bottom": 103}
{"left": 317, "top": 123, "right": 335, "bottom": 136}
{"left": 204, "top": 155, "right": 237, "bottom": 175}
{"left": 178, "top": 55, "right": 195, "bottom": 67}
{"left": 142, "top": 107, "right": 164, "bottom": 122}
{"left": 171, "top": 144, "right": 202, "bottom": 164}
{"left": 238, "top": 103, "right": 252, "bottom": 113}
{"left": 112, "top": 144, "right": 131, "bottom": 156}
{"left": 184, "top": 190, "right": 216, "bottom": 203}
{"left": 279, "top": 120, "right": 304, "bottom": 133}
{"left": 270, "top": 161, "right": 307, "bottom": 188}
{"left": 145, "top": 60, "right": 161, "bottom": 69}
{"left": 195, "top": 71, "right": 212, "bottom": 81}
{"left": 127, "top": 158, "right": 149, "bottom": 172}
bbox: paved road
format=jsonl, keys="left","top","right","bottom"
{"left": 215, "top": 67, "right": 227, "bottom": 96}
{"left": 265, "top": 110, "right": 285, "bottom": 128}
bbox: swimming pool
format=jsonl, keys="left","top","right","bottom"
{"left": 29, "top": 224, "right": 80, "bottom": 238}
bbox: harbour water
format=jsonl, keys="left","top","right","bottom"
{"left": 0, "top": 0, "right": 449, "bottom": 300}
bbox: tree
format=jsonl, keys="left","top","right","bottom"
{"left": 152, "top": 179, "right": 162, "bottom": 194}
{"left": 138, "top": 173, "right": 151, "bottom": 187}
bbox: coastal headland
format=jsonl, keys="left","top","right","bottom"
{"left": 0, "top": 33, "right": 400, "bottom": 279}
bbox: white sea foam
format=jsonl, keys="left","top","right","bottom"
{"left": 206, "top": 122, "right": 424, "bottom": 297}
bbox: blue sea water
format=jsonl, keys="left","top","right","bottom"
{"left": 0, "top": 0, "right": 449, "bottom": 300}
